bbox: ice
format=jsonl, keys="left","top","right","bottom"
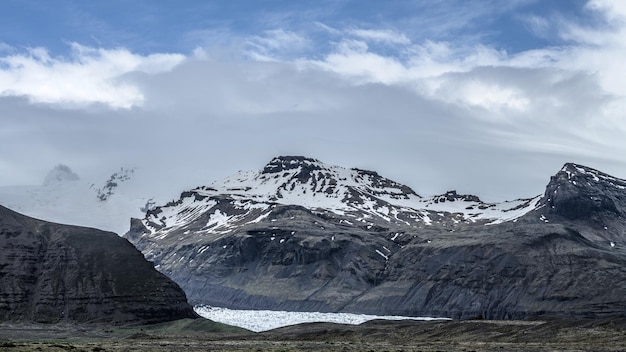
{"left": 0, "top": 171, "right": 158, "bottom": 235}
{"left": 194, "top": 306, "right": 448, "bottom": 332}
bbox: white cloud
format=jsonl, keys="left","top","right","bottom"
{"left": 522, "top": 15, "right": 553, "bottom": 39}
{"left": 348, "top": 29, "right": 411, "bottom": 45}
{"left": 290, "top": 0, "right": 626, "bottom": 130}
{"left": 448, "top": 81, "right": 530, "bottom": 112}
{"left": 1, "top": 0, "right": 626, "bottom": 204}
{"left": 245, "top": 29, "right": 309, "bottom": 60}
{"left": 306, "top": 40, "right": 410, "bottom": 85}
{"left": 0, "top": 43, "right": 185, "bottom": 108}
{"left": 586, "top": 0, "right": 626, "bottom": 22}
{"left": 514, "top": 0, "right": 626, "bottom": 117}
{"left": 314, "top": 22, "right": 341, "bottom": 35}
{"left": 0, "top": 42, "right": 14, "bottom": 53}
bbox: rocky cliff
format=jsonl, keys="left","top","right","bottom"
{"left": 0, "top": 205, "right": 198, "bottom": 324}
{"left": 125, "top": 157, "right": 626, "bottom": 319}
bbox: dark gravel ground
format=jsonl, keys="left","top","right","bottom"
{"left": 1, "top": 317, "right": 625, "bottom": 351}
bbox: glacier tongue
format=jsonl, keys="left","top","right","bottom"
{"left": 194, "top": 305, "right": 448, "bottom": 332}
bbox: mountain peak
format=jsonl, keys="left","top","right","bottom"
{"left": 262, "top": 156, "right": 323, "bottom": 175}
{"left": 560, "top": 162, "right": 599, "bottom": 176}
{"left": 267, "top": 155, "right": 320, "bottom": 166}
{"left": 196, "top": 155, "right": 423, "bottom": 210}
{"left": 543, "top": 163, "right": 626, "bottom": 220}
{"left": 140, "top": 156, "right": 545, "bottom": 238}
{"left": 43, "top": 164, "right": 80, "bottom": 186}
{"left": 555, "top": 163, "right": 626, "bottom": 188}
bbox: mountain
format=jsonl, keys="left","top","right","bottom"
{"left": 0, "top": 165, "right": 157, "bottom": 235}
{"left": 0, "top": 204, "right": 198, "bottom": 324}
{"left": 125, "top": 157, "right": 626, "bottom": 319}
{"left": 540, "top": 163, "right": 626, "bottom": 243}
{"left": 43, "top": 164, "right": 80, "bottom": 186}
{"left": 135, "top": 156, "right": 539, "bottom": 231}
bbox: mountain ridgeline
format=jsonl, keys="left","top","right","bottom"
{"left": 0, "top": 205, "right": 197, "bottom": 324}
{"left": 125, "top": 157, "right": 626, "bottom": 319}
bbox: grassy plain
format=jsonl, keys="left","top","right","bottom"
{"left": 1, "top": 317, "right": 625, "bottom": 352}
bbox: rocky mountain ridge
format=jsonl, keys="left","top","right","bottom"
{"left": 139, "top": 156, "right": 540, "bottom": 237}
{"left": 125, "top": 157, "right": 626, "bottom": 319}
{"left": 0, "top": 205, "right": 198, "bottom": 324}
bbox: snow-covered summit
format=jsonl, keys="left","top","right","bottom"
{"left": 557, "top": 163, "right": 626, "bottom": 190}
{"left": 195, "top": 155, "right": 421, "bottom": 211}
{"left": 140, "top": 156, "right": 541, "bottom": 236}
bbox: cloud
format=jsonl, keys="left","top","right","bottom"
{"left": 304, "top": 39, "right": 411, "bottom": 85}
{"left": 245, "top": 29, "right": 310, "bottom": 60}
{"left": 521, "top": 15, "right": 554, "bottom": 39}
{"left": 586, "top": 0, "right": 626, "bottom": 22}
{"left": 1, "top": 0, "right": 626, "bottom": 203}
{"left": 348, "top": 29, "right": 411, "bottom": 45}
{"left": 0, "top": 43, "right": 185, "bottom": 108}
{"left": 0, "top": 42, "right": 13, "bottom": 53}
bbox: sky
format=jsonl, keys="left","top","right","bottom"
{"left": 1, "top": 0, "right": 626, "bottom": 202}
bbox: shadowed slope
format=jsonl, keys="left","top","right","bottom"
{"left": 0, "top": 205, "right": 198, "bottom": 324}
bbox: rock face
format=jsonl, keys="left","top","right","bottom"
{"left": 0, "top": 205, "right": 198, "bottom": 324}
{"left": 543, "top": 163, "right": 625, "bottom": 218}
{"left": 125, "top": 157, "right": 626, "bottom": 319}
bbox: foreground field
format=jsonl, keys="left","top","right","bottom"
{"left": 1, "top": 317, "right": 625, "bottom": 352}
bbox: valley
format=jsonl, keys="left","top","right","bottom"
{"left": 1, "top": 156, "right": 625, "bottom": 351}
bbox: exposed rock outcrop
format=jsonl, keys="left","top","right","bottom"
{"left": 543, "top": 163, "right": 626, "bottom": 221}
{"left": 0, "top": 205, "right": 198, "bottom": 324}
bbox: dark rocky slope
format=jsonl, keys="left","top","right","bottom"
{"left": 0, "top": 205, "right": 198, "bottom": 324}
{"left": 126, "top": 158, "right": 626, "bottom": 319}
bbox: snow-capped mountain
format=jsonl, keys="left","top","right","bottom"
{"left": 4, "top": 156, "right": 625, "bottom": 320}
{"left": 140, "top": 156, "right": 541, "bottom": 238}
{"left": 0, "top": 165, "right": 155, "bottom": 235}
{"left": 125, "top": 156, "right": 626, "bottom": 320}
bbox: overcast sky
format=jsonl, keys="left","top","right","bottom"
{"left": 1, "top": 0, "right": 626, "bottom": 202}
